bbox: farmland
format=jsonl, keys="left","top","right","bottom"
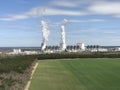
{"left": 30, "top": 58, "right": 120, "bottom": 90}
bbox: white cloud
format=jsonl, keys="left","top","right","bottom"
{"left": 0, "top": 8, "right": 40, "bottom": 21}
{"left": 103, "top": 32, "right": 117, "bottom": 34}
{"left": 0, "top": 24, "right": 38, "bottom": 30}
{"left": 69, "top": 19, "right": 120, "bottom": 23}
{"left": 0, "top": 7, "right": 87, "bottom": 21}
{"left": 51, "top": 0, "right": 77, "bottom": 7}
{"left": 1, "top": 0, "right": 120, "bottom": 21}
{"left": 0, "top": 15, "right": 29, "bottom": 21}
{"left": 44, "top": 8, "right": 86, "bottom": 16}
{"left": 114, "top": 15, "right": 120, "bottom": 18}
{"left": 69, "top": 19, "right": 105, "bottom": 22}
{"left": 51, "top": 0, "right": 110, "bottom": 7}
{"left": 88, "top": 1, "right": 120, "bottom": 16}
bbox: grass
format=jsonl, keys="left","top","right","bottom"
{"left": 30, "top": 58, "right": 120, "bottom": 90}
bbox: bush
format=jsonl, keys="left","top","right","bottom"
{"left": 0, "top": 55, "right": 36, "bottom": 90}
{"left": 36, "top": 52, "right": 120, "bottom": 60}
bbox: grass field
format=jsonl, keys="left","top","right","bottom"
{"left": 29, "top": 58, "right": 120, "bottom": 90}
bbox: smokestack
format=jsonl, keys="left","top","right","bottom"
{"left": 41, "top": 20, "right": 49, "bottom": 51}
{"left": 60, "top": 19, "right": 68, "bottom": 50}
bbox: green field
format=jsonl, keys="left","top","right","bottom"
{"left": 30, "top": 58, "right": 120, "bottom": 90}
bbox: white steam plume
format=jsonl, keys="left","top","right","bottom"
{"left": 61, "top": 19, "right": 68, "bottom": 50}
{"left": 41, "top": 20, "right": 49, "bottom": 50}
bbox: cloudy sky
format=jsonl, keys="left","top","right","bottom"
{"left": 0, "top": 0, "right": 120, "bottom": 47}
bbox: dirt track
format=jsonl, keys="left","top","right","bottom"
{"left": 24, "top": 62, "right": 39, "bottom": 90}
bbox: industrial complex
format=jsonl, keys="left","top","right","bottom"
{"left": 0, "top": 19, "right": 119, "bottom": 55}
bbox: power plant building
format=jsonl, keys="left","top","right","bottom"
{"left": 77, "top": 43, "right": 85, "bottom": 50}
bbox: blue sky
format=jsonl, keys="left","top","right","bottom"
{"left": 0, "top": 0, "right": 120, "bottom": 47}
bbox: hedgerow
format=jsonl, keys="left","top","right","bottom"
{"left": 36, "top": 52, "right": 120, "bottom": 60}
{"left": 0, "top": 55, "right": 36, "bottom": 90}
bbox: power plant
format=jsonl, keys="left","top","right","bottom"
{"left": 40, "top": 19, "right": 86, "bottom": 52}
{"left": 40, "top": 19, "right": 69, "bottom": 52}
{"left": 0, "top": 18, "right": 119, "bottom": 55}
{"left": 1, "top": 19, "right": 119, "bottom": 55}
